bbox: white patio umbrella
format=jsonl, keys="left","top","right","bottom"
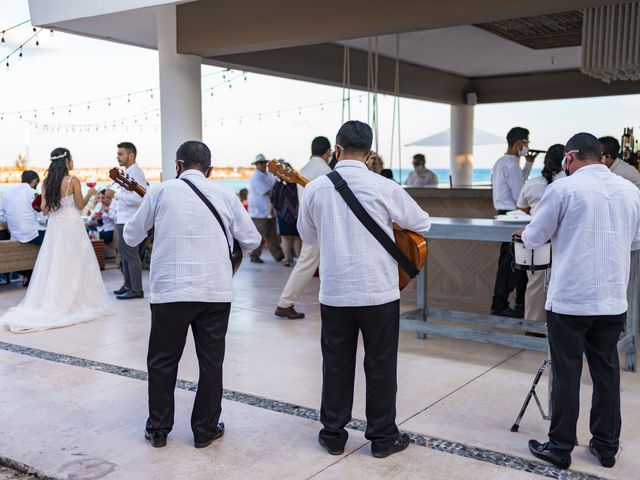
{"left": 405, "top": 128, "right": 504, "bottom": 147}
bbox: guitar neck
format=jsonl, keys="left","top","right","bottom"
{"left": 132, "top": 184, "right": 146, "bottom": 197}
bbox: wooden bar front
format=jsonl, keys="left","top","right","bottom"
{"left": 407, "top": 187, "right": 499, "bottom": 314}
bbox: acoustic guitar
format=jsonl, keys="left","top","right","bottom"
{"left": 108, "top": 167, "right": 243, "bottom": 274}
{"left": 267, "top": 160, "right": 427, "bottom": 290}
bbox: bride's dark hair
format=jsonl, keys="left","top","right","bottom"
{"left": 43, "top": 147, "right": 71, "bottom": 211}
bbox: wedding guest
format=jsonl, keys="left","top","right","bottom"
{"left": 238, "top": 188, "right": 249, "bottom": 211}
{"left": 600, "top": 136, "right": 640, "bottom": 189}
{"left": 404, "top": 154, "right": 438, "bottom": 187}
{"left": 275, "top": 136, "right": 332, "bottom": 319}
{"left": 114, "top": 142, "right": 147, "bottom": 300}
{"left": 380, "top": 169, "right": 395, "bottom": 181}
{"left": 124, "top": 140, "right": 261, "bottom": 449}
{"left": 91, "top": 188, "right": 116, "bottom": 244}
{"left": 248, "top": 153, "right": 284, "bottom": 263}
{"left": 298, "top": 121, "right": 431, "bottom": 458}
{"left": 0, "top": 170, "right": 44, "bottom": 246}
{"left": 270, "top": 161, "right": 302, "bottom": 267}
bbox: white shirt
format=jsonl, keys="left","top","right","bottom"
{"left": 115, "top": 163, "right": 147, "bottom": 225}
{"left": 93, "top": 202, "right": 116, "bottom": 232}
{"left": 248, "top": 170, "right": 276, "bottom": 218}
{"left": 297, "top": 160, "right": 432, "bottom": 307}
{"left": 124, "top": 169, "right": 262, "bottom": 304}
{"left": 0, "top": 183, "right": 39, "bottom": 243}
{"left": 522, "top": 164, "right": 640, "bottom": 316}
{"left": 492, "top": 154, "right": 533, "bottom": 211}
{"left": 405, "top": 167, "right": 439, "bottom": 188}
{"left": 517, "top": 172, "right": 566, "bottom": 215}
{"left": 299, "top": 156, "right": 332, "bottom": 200}
{"left": 610, "top": 158, "right": 640, "bottom": 189}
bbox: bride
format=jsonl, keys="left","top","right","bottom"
{"left": 1, "top": 148, "right": 115, "bottom": 333}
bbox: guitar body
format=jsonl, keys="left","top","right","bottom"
{"left": 393, "top": 224, "right": 428, "bottom": 290}
{"left": 267, "top": 160, "right": 428, "bottom": 291}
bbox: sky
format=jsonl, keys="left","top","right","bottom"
{"left": 1, "top": 0, "right": 639, "bottom": 172}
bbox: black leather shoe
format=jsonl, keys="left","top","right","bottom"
{"left": 194, "top": 422, "right": 225, "bottom": 448}
{"left": 144, "top": 430, "right": 167, "bottom": 448}
{"left": 318, "top": 435, "right": 344, "bottom": 455}
{"left": 113, "top": 286, "right": 130, "bottom": 295}
{"left": 528, "top": 439, "right": 571, "bottom": 469}
{"left": 116, "top": 290, "right": 144, "bottom": 300}
{"left": 250, "top": 258, "right": 264, "bottom": 264}
{"left": 372, "top": 433, "right": 411, "bottom": 458}
{"left": 589, "top": 439, "right": 615, "bottom": 468}
{"left": 491, "top": 307, "right": 524, "bottom": 318}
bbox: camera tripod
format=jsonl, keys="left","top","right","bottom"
{"left": 511, "top": 358, "right": 550, "bottom": 432}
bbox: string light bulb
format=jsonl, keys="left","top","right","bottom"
{"left": 18, "top": 47, "right": 22, "bottom": 60}
{"left": 1, "top": 31, "right": 5, "bottom": 43}
{"left": 49, "top": 29, "right": 54, "bottom": 38}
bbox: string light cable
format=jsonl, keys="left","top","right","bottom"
{"left": 2, "top": 27, "right": 43, "bottom": 70}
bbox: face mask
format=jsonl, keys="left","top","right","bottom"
{"left": 518, "top": 145, "right": 529, "bottom": 157}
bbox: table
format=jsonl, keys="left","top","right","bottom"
{"left": 400, "top": 217, "right": 638, "bottom": 372}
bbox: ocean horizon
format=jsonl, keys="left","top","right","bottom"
{"left": 0, "top": 167, "right": 543, "bottom": 195}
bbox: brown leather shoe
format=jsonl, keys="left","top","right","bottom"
{"left": 275, "top": 306, "right": 305, "bottom": 319}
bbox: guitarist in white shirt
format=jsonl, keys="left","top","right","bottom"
{"left": 297, "top": 121, "right": 431, "bottom": 458}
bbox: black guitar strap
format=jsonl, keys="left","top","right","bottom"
{"left": 326, "top": 170, "right": 419, "bottom": 278}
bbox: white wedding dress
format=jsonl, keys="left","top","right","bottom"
{"left": 1, "top": 189, "right": 115, "bottom": 333}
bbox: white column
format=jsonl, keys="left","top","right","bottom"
{"left": 450, "top": 104, "right": 474, "bottom": 188}
{"left": 157, "top": 5, "right": 202, "bottom": 182}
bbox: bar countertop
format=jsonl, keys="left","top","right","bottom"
{"left": 425, "top": 217, "right": 528, "bottom": 242}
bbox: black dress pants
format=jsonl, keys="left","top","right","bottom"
{"left": 319, "top": 300, "right": 400, "bottom": 451}
{"left": 491, "top": 211, "right": 527, "bottom": 311}
{"left": 546, "top": 310, "right": 625, "bottom": 456}
{"left": 147, "top": 301, "right": 230, "bottom": 443}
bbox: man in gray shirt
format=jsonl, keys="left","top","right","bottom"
{"left": 600, "top": 136, "right": 640, "bottom": 189}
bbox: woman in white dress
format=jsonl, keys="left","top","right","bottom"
{"left": 516, "top": 144, "right": 565, "bottom": 322}
{"left": 1, "top": 148, "right": 115, "bottom": 333}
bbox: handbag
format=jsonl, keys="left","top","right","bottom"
{"left": 181, "top": 178, "right": 243, "bottom": 275}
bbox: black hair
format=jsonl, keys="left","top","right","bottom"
{"left": 380, "top": 169, "right": 394, "bottom": 179}
{"left": 21, "top": 170, "right": 39, "bottom": 185}
{"left": 43, "top": 147, "right": 71, "bottom": 211}
{"left": 565, "top": 133, "right": 602, "bottom": 162}
{"left": 176, "top": 140, "right": 211, "bottom": 171}
{"left": 117, "top": 141, "right": 137, "bottom": 158}
{"left": 599, "top": 136, "right": 620, "bottom": 159}
{"left": 413, "top": 153, "right": 426, "bottom": 164}
{"left": 99, "top": 189, "right": 106, "bottom": 195}
{"left": 311, "top": 136, "right": 331, "bottom": 157}
{"left": 336, "top": 121, "right": 373, "bottom": 156}
{"left": 541, "top": 144, "right": 565, "bottom": 184}
{"left": 506, "top": 127, "right": 529, "bottom": 147}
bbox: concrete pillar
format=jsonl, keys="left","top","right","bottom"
{"left": 157, "top": 5, "right": 202, "bottom": 182}
{"left": 450, "top": 104, "right": 474, "bottom": 188}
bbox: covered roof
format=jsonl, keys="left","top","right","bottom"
{"left": 29, "top": 0, "right": 640, "bottom": 104}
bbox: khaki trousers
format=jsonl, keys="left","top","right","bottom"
{"left": 524, "top": 269, "right": 548, "bottom": 321}
{"left": 277, "top": 242, "right": 320, "bottom": 308}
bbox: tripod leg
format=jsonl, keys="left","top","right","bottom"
{"left": 511, "top": 359, "right": 549, "bottom": 432}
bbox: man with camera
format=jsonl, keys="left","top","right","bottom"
{"left": 516, "top": 133, "right": 640, "bottom": 470}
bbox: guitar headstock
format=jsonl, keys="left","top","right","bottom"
{"left": 267, "top": 160, "right": 308, "bottom": 187}
{"left": 108, "top": 167, "right": 146, "bottom": 197}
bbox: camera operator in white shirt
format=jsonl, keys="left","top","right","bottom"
{"left": 517, "top": 133, "right": 640, "bottom": 471}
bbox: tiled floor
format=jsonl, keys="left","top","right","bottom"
{"left": 0, "top": 258, "right": 636, "bottom": 479}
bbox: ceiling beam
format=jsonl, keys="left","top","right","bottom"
{"left": 206, "top": 44, "right": 470, "bottom": 105}
{"left": 178, "top": 0, "right": 622, "bottom": 56}
{"left": 471, "top": 70, "right": 640, "bottom": 103}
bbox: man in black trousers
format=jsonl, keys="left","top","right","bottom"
{"left": 124, "top": 141, "right": 260, "bottom": 448}
{"left": 490, "top": 127, "right": 538, "bottom": 317}
{"left": 297, "top": 121, "right": 431, "bottom": 458}
{"left": 517, "top": 132, "right": 640, "bottom": 470}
